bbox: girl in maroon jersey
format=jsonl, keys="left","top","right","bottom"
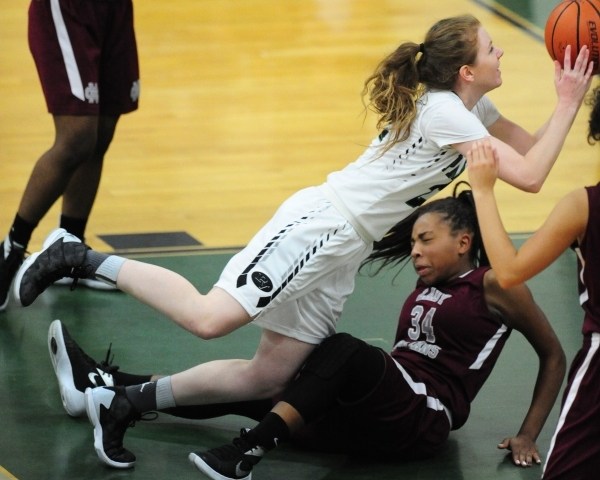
{"left": 467, "top": 85, "right": 600, "bottom": 480}
{"left": 180, "top": 185, "right": 565, "bottom": 479}
{"left": 46, "top": 186, "right": 566, "bottom": 478}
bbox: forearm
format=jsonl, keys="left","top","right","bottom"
{"left": 516, "top": 352, "right": 566, "bottom": 441}
{"left": 471, "top": 188, "right": 521, "bottom": 288}
{"left": 519, "top": 102, "right": 581, "bottom": 190}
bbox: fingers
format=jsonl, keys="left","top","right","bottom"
{"left": 467, "top": 139, "right": 496, "bottom": 166}
{"left": 561, "top": 44, "right": 593, "bottom": 82}
{"left": 563, "top": 44, "right": 589, "bottom": 73}
{"left": 498, "top": 436, "right": 542, "bottom": 468}
{"left": 512, "top": 449, "right": 542, "bottom": 468}
{"left": 563, "top": 44, "right": 573, "bottom": 71}
{"left": 572, "top": 45, "right": 590, "bottom": 74}
{"left": 497, "top": 438, "right": 510, "bottom": 450}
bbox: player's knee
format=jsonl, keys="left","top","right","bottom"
{"left": 186, "top": 310, "right": 248, "bottom": 340}
{"left": 245, "top": 368, "right": 289, "bottom": 398}
{"left": 187, "top": 318, "right": 227, "bottom": 340}
{"left": 302, "top": 333, "right": 365, "bottom": 379}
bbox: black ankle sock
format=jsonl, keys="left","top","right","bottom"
{"left": 59, "top": 215, "right": 88, "bottom": 242}
{"left": 9, "top": 214, "right": 36, "bottom": 249}
{"left": 249, "top": 412, "right": 290, "bottom": 449}
{"left": 124, "top": 381, "right": 157, "bottom": 413}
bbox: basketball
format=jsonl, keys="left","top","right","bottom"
{"left": 544, "top": 0, "right": 600, "bottom": 74}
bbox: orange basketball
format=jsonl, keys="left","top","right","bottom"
{"left": 544, "top": 0, "right": 600, "bottom": 74}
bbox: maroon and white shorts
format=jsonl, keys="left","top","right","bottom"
{"left": 542, "top": 332, "right": 600, "bottom": 480}
{"left": 28, "top": 0, "right": 139, "bottom": 115}
{"left": 291, "top": 352, "right": 452, "bottom": 458}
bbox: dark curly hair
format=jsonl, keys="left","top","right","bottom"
{"left": 361, "top": 182, "right": 488, "bottom": 275}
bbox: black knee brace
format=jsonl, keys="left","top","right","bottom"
{"left": 282, "top": 333, "right": 385, "bottom": 423}
{"left": 301, "top": 333, "right": 365, "bottom": 378}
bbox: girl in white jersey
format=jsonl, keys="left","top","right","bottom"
{"left": 14, "top": 14, "right": 593, "bottom": 469}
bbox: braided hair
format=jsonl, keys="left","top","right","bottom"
{"left": 361, "top": 182, "right": 489, "bottom": 275}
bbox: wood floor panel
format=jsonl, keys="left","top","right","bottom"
{"left": 1, "top": 0, "right": 597, "bottom": 251}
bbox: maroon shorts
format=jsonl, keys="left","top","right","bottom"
{"left": 543, "top": 333, "right": 600, "bottom": 479}
{"left": 291, "top": 352, "right": 452, "bottom": 459}
{"left": 28, "top": 0, "right": 139, "bottom": 116}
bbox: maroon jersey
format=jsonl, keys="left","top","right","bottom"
{"left": 391, "top": 267, "right": 511, "bottom": 429}
{"left": 543, "top": 183, "right": 600, "bottom": 479}
{"left": 577, "top": 183, "right": 600, "bottom": 335}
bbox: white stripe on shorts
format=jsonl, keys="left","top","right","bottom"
{"left": 543, "top": 332, "right": 599, "bottom": 475}
{"left": 392, "top": 358, "right": 453, "bottom": 429}
{"left": 50, "top": 0, "right": 84, "bottom": 100}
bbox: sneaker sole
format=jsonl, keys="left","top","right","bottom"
{"left": 0, "top": 293, "right": 8, "bottom": 312}
{"left": 85, "top": 388, "right": 135, "bottom": 469}
{"left": 13, "top": 228, "right": 88, "bottom": 306}
{"left": 54, "top": 276, "right": 118, "bottom": 291}
{"left": 13, "top": 250, "right": 41, "bottom": 306}
{"left": 188, "top": 452, "right": 252, "bottom": 480}
{"left": 48, "top": 320, "right": 86, "bottom": 417}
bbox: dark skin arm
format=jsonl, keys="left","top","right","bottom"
{"left": 483, "top": 269, "right": 566, "bottom": 467}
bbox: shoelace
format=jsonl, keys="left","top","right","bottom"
{"left": 121, "top": 411, "right": 157, "bottom": 431}
{"left": 67, "top": 264, "right": 96, "bottom": 291}
{"left": 98, "top": 343, "right": 120, "bottom": 374}
{"left": 97, "top": 347, "right": 156, "bottom": 425}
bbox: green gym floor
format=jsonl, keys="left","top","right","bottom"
{"left": 0, "top": 243, "right": 583, "bottom": 480}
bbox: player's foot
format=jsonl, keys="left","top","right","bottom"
{"left": 85, "top": 386, "right": 140, "bottom": 469}
{"left": 188, "top": 429, "right": 267, "bottom": 480}
{"left": 48, "top": 319, "right": 119, "bottom": 417}
{"left": 42, "top": 229, "right": 116, "bottom": 291}
{"left": 13, "top": 228, "right": 90, "bottom": 306}
{"left": 0, "top": 237, "right": 25, "bottom": 311}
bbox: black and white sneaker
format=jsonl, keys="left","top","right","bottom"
{"left": 43, "top": 229, "right": 117, "bottom": 292}
{"left": 188, "top": 429, "right": 267, "bottom": 480}
{"left": 0, "top": 237, "right": 25, "bottom": 311}
{"left": 13, "top": 228, "right": 90, "bottom": 307}
{"left": 85, "top": 386, "right": 140, "bottom": 469}
{"left": 48, "top": 319, "right": 118, "bottom": 417}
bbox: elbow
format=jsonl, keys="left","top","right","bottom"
{"left": 494, "top": 273, "right": 522, "bottom": 290}
{"left": 517, "top": 177, "right": 543, "bottom": 193}
{"left": 185, "top": 317, "right": 227, "bottom": 340}
{"left": 526, "top": 182, "right": 543, "bottom": 194}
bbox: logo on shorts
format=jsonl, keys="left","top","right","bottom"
{"left": 252, "top": 271, "right": 273, "bottom": 292}
{"left": 84, "top": 82, "right": 99, "bottom": 104}
{"left": 130, "top": 80, "right": 140, "bottom": 102}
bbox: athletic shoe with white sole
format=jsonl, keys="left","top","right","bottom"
{"left": 85, "top": 386, "right": 140, "bottom": 469}
{"left": 0, "top": 237, "right": 25, "bottom": 311}
{"left": 188, "top": 429, "right": 267, "bottom": 480}
{"left": 48, "top": 319, "right": 118, "bottom": 417}
{"left": 13, "top": 228, "right": 90, "bottom": 306}
{"left": 44, "top": 229, "right": 117, "bottom": 291}
{"left": 53, "top": 276, "right": 118, "bottom": 290}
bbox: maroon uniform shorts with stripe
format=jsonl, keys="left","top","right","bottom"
{"left": 543, "top": 333, "right": 600, "bottom": 479}
{"left": 28, "top": 0, "right": 139, "bottom": 116}
{"left": 291, "top": 353, "right": 452, "bottom": 458}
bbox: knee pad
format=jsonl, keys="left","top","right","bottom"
{"left": 301, "top": 333, "right": 365, "bottom": 379}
